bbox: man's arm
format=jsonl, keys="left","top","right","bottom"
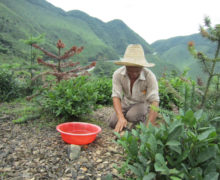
{"left": 147, "top": 101, "right": 159, "bottom": 127}
{"left": 112, "top": 97, "right": 127, "bottom": 132}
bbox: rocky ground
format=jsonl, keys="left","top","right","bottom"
{"left": 0, "top": 104, "right": 127, "bottom": 180}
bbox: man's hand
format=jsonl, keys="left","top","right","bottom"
{"left": 147, "top": 101, "right": 159, "bottom": 127}
{"left": 114, "top": 117, "right": 127, "bottom": 132}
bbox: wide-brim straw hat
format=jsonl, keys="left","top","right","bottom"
{"left": 114, "top": 44, "right": 155, "bottom": 67}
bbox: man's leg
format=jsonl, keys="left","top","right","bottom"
{"left": 125, "top": 103, "right": 148, "bottom": 125}
{"left": 108, "top": 103, "right": 148, "bottom": 129}
{"left": 108, "top": 103, "right": 129, "bottom": 129}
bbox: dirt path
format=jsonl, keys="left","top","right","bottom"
{"left": 0, "top": 105, "right": 125, "bottom": 180}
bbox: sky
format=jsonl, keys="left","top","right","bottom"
{"left": 46, "top": 0, "right": 219, "bottom": 44}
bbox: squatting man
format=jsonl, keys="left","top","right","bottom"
{"left": 108, "top": 44, "right": 159, "bottom": 132}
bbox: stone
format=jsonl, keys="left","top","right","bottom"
{"left": 67, "top": 145, "right": 81, "bottom": 160}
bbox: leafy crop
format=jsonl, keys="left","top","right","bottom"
{"left": 41, "top": 76, "right": 98, "bottom": 119}
{"left": 115, "top": 109, "right": 220, "bottom": 179}
{"left": 91, "top": 77, "right": 112, "bottom": 105}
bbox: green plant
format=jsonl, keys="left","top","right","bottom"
{"left": 188, "top": 17, "right": 220, "bottom": 108}
{"left": 158, "top": 71, "right": 201, "bottom": 111}
{"left": 91, "top": 77, "right": 112, "bottom": 105}
{"left": 0, "top": 70, "right": 26, "bottom": 102}
{"left": 115, "top": 109, "right": 220, "bottom": 179}
{"left": 41, "top": 76, "right": 98, "bottom": 119}
{"left": 20, "top": 34, "right": 45, "bottom": 79}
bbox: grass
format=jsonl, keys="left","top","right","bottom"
{"left": 0, "top": 98, "right": 62, "bottom": 129}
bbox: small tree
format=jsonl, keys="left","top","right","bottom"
{"left": 27, "top": 39, "right": 96, "bottom": 100}
{"left": 188, "top": 17, "right": 220, "bottom": 108}
{"left": 21, "top": 34, "right": 45, "bottom": 79}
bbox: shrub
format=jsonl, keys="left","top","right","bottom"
{"left": 115, "top": 109, "right": 220, "bottom": 179}
{"left": 91, "top": 77, "right": 112, "bottom": 105}
{"left": 41, "top": 76, "right": 98, "bottom": 119}
{"left": 158, "top": 72, "right": 201, "bottom": 111}
{"left": 0, "top": 70, "right": 25, "bottom": 101}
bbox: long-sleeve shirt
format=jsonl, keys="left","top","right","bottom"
{"left": 112, "top": 66, "right": 159, "bottom": 107}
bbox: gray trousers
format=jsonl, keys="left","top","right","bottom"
{"left": 108, "top": 102, "right": 148, "bottom": 129}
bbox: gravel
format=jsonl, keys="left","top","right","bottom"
{"left": 0, "top": 106, "right": 126, "bottom": 180}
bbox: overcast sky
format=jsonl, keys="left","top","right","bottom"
{"left": 46, "top": 0, "right": 219, "bottom": 44}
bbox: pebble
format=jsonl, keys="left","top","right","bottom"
{"left": 0, "top": 106, "right": 125, "bottom": 179}
{"left": 67, "top": 145, "right": 81, "bottom": 160}
{"left": 96, "top": 159, "right": 103, "bottom": 163}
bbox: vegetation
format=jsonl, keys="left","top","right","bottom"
{"left": 20, "top": 34, "right": 45, "bottom": 79}
{"left": 0, "top": 70, "right": 25, "bottom": 101}
{"left": 113, "top": 17, "right": 220, "bottom": 180}
{"left": 0, "top": 0, "right": 153, "bottom": 65}
{"left": 115, "top": 110, "right": 220, "bottom": 180}
{"left": 114, "top": 71, "right": 220, "bottom": 179}
{"left": 40, "top": 76, "right": 112, "bottom": 120}
{"left": 0, "top": 1, "right": 219, "bottom": 179}
{"left": 151, "top": 31, "right": 217, "bottom": 80}
{"left": 188, "top": 17, "right": 220, "bottom": 108}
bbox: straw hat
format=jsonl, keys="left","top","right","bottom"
{"left": 114, "top": 44, "right": 155, "bottom": 67}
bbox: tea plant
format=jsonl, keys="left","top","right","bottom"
{"left": 115, "top": 109, "right": 220, "bottom": 179}
{"left": 41, "top": 76, "right": 98, "bottom": 119}
{"left": 91, "top": 77, "right": 112, "bottom": 105}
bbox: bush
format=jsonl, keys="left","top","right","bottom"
{"left": 91, "top": 77, "right": 112, "bottom": 105}
{"left": 158, "top": 72, "right": 201, "bottom": 111}
{"left": 115, "top": 109, "right": 220, "bottom": 179}
{"left": 0, "top": 70, "right": 25, "bottom": 101}
{"left": 41, "top": 76, "right": 98, "bottom": 119}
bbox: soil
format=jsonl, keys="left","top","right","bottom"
{"left": 0, "top": 104, "right": 126, "bottom": 180}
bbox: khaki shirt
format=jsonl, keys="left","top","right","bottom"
{"left": 112, "top": 66, "right": 159, "bottom": 107}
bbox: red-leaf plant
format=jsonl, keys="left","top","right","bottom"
{"left": 26, "top": 40, "right": 96, "bottom": 100}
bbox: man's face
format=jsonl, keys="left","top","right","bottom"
{"left": 126, "top": 66, "right": 143, "bottom": 80}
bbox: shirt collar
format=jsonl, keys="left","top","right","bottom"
{"left": 120, "top": 66, "right": 146, "bottom": 80}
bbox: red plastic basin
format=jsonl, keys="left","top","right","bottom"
{"left": 56, "top": 122, "right": 101, "bottom": 145}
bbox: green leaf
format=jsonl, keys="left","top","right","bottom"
{"left": 198, "top": 128, "right": 216, "bottom": 141}
{"left": 168, "top": 125, "right": 183, "bottom": 141}
{"left": 194, "top": 109, "right": 203, "bottom": 120}
{"left": 190, "top": 167, "right": 203, "bottom": 179}
{"left": 169, "top": 145, "right": 182, "bottom": 154}
{"left": 182, "top": 110, "right": 196, "bottom": 126}
{"left": 169, "top": 168, "right": 180, "bottom": 175}
{"left": 175, "top": 149, "right": 190, "bottom": 164}
{"left": 143, "top": 173, "right": 156, "bottom": 180}
{"left": 204, "top": 172, "right": 219, "bottom": 180}
{"left": 197, "top": 146, "right": 216, "bottom": 164}
{"left": 147, "top": 134, "right": 157, "bottom": 154}
{"left": 154, "top": 153, "right": 169, "bottom": 174}
{"left": 131, "top": 129, "right": 139, "bottom": 137}
{"left": 154, "top": 162, "right": 168, "bottom": 174}
{"left": 162, "top": 114, "right": 170, "bottom": 124}
{"left": 166, "top": 140, "right": 181, "bottom": 146}
{"left": 170, "top": 176, "right": 182, "bottom": 180}
{"left": 210, "top": 116, "right": 220, "bottom": 122}
{"left": 138, "top": 155, "right": 148, "bottom": 166}
{"left": 128, "top": 164, "right": 141, "bottom": 177}
{"left": 155, "top": 153, "right": 166, "bottom": 165}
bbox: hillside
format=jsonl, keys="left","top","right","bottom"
{"left": 0, "top": 0, "right": 153, "bottom": 64}
{"left": 151, "top": 33, "right": 218, "bottom": 79}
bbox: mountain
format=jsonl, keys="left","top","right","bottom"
{"left": 0, "top": 0, "right": 153, "bottom": 64}
{"left": 151, "top": 33, "right": 218, "bottom": 79}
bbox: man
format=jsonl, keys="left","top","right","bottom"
{"left": 109, "top": 44, "right": 159, "bottom": 132}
